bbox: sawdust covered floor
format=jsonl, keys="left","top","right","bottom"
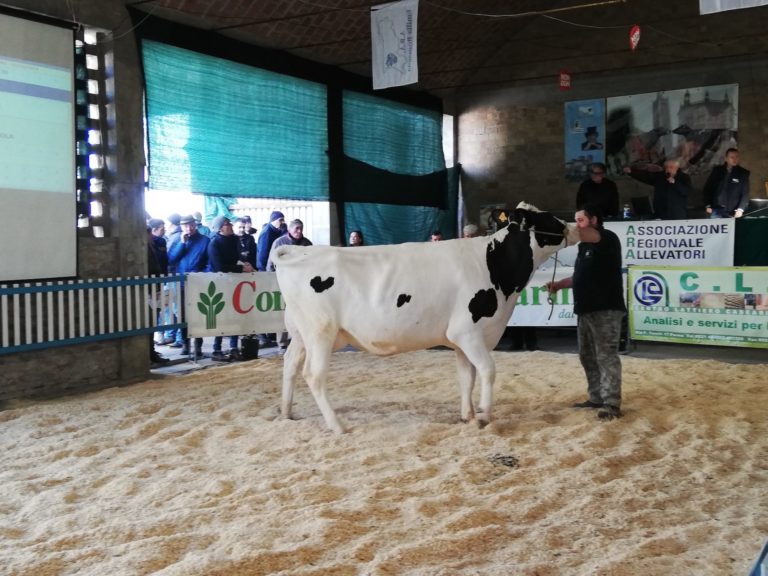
{"left": 1, "top": 350, "right": 766, "bottom": 575}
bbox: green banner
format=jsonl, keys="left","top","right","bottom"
{"left": 628, "top": 266, "right": 768, "bottom": 348}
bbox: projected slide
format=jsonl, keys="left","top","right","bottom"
{"left": 0, "top": 10, "right": 76, "bottom": 282}
{"left": 0, "top": 56, "right": 74, "bottom": 192}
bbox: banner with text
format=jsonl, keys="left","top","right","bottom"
{"left": 185, "top": 272, "right": 285, "bottom": 337}
{"left": 546, "top": 219, "right": 735, "bottom": 269}
{"left": 509, "top": 270, "right": 577, "bottom": 327}
{"left": 509, "top": 270, "right": 629, "bottom": 327}
{"left": 629, "top": 266, "right": 768, "bottom": 348}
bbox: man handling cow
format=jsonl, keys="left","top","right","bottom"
{"left": 545, "top": 204, "right": 625, "bottom": 421}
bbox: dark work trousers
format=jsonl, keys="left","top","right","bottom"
{"left": 577, "top": 310, "right": 624, "bottom": 409}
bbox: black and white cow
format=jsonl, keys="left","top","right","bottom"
{"left": 272, "top": 203, "right": 579, "bottom": 433}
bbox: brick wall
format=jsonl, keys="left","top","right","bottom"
{"left": 455, "top": 56, "right": 768, "bottom": 228}
{"left": 1, "top": 0, "right": 150, "bottom": 402}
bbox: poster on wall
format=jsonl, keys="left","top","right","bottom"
{"left": 605, "top": 83, "right": 738, "bottom": 178}
{"left": 564, "top": 99, "right": 605, "bottom": 181}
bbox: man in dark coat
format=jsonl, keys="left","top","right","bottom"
{"left": 234, "top": 217, "right": 257, "bottom": 268}
{"left": 545, "top": 204, "right": 626, "bottom": 421}
{"left": 255, "top": 211, "right": 286, "bottom": 348}
{"left": 624, "top": 159, "right": 691, "bottom": 220}
{"left": 147, "top": 227, "right": 169, "bottom": 365}
{"left": 703, "top": 148, "right": 750, "bottom": 219}
{"left": 576, "top": 163, "right": 619, "bottom": 220}
{"left": 208, "top": 216, "right": 254, "bottom": 361}
{"left": 168, "top": 215, "right": 210, "bottom": 359}
{"left": 256, "top": 211, "right": 286, "bottom": 271}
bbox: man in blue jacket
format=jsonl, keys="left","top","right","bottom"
{"left": 207, "top": 216, "right": 254, "bottom": 361}
{"left": 703, "top": 148, "right": 750, "bottom": 219}
{"left": 256, "top": 211, "right": 286, "bottom": 271}
{"left": 255, "top": 211, "right": 286, "bottom": 347}
{"left": 168, "top": 214, "right": 210, "bottom": 359}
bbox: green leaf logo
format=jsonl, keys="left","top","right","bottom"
{"left": 198, "top": 281, "right": 225, "bottom": 330}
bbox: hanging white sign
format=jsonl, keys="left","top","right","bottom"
{"left": 371, "top": 0, "right": 419, "bottom": 89}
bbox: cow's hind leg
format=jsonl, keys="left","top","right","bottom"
{"left": 454, "top": 341, "right": 496, "bottom": 428}
{"left": 454, "top": 349, "right": 476, "bottom": 423}
{"left": 281, "top": 334, "right": 306, "bottom": 420}
{"left": 302, "top": 336, "right": 345, "bottom": 434}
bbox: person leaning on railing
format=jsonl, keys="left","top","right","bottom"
{"left": 207, "top": 216, "right": 254, "bottom": 362}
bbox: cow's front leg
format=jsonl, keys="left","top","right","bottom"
{"left": 454, "top": 349, "right": 476, "bottom": 423}
{"left": 456, "top": 343, "right": 496, "bottom": 428}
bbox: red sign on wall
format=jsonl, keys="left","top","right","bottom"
{"left": 629, "top": 25, "right": 641, "bottom": 51}
{"left": 559, "top": 69, "right": 571, "bottom": 91}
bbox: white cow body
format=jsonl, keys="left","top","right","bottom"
{"left": 273, "top": 204, "right": 579, "bottom": 433}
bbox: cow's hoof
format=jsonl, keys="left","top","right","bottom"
{"left": 477, "top": 419, "right": 490, "bottom": 429}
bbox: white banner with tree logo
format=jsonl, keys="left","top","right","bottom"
{"left": 629, "top": 266, "right": 768, "bottom": 348}
{"left": 185, "top": 273, "right": 286, "bottom": 337}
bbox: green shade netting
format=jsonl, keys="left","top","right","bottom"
{"left": 343, "top": 90, "right": 444, "bottom": 175}
{"left": 142, "top": 40, "right": 329, "bottom": 201}
{"left": 344, "top": 166, "right": 460, "bottom": 245}
{"left": 342, "top": 90, "right": 454, "bottom": 244}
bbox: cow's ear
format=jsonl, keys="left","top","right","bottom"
{"left": 489, "top": 208, "right": 511, "bottom": 228}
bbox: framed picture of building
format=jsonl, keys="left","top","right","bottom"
{"left": 605, "top": 84, "right": 738, "bottom": 177}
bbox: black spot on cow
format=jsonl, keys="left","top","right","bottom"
{"left": 486, "top": 224, "right": 534, "bottom": 299}
{"left": 468, "top": 288, "right": 497, "bottom": 323}
{"left": 397, "top": 294, "right": 412, "bottom": 308}
{"left": 486, "top": 209, "right": 568, "bottom": 299}
{"left": 310, "top": 276, "right": 335, "bottom": 293}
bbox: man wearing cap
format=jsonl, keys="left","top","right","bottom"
{"left": 267, "top": 219, "right": 312, "bottom": 272}
{"left": 207, "top": 216, "right": 255, "bottom": 361}
{"left": 256, "top": 211, "right": 286, "bottom": 272}
{"left": 241, "top": 214, "right": 258, "bottom": 236}
{"left": 267, "top": 219, "right": 312, "bottom": 350}
{"left": 581, "top": 126, "right": 603, "bottom": 151}
{"left": 255, "top": 211, "right": 286, "bottom": 347}
{"left": 168, "top": 215, "right": 210, "bottom": 359}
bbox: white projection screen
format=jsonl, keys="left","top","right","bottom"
{"left": 0, "top": 9, "right": 76, "bottom": 282}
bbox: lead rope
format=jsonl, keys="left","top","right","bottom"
{"left": 545, "top": 230, "right": 568, "bottom": 321}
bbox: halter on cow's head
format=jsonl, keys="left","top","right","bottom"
{"left": 511, "top": 202, "right": 579, "bottom": 247}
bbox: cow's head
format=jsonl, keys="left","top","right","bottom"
{"left": 512, "top": 203, "right": 579, "bottom": 248}
{"left": 483, "top": 203, "right": 577, "bottom": 301}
